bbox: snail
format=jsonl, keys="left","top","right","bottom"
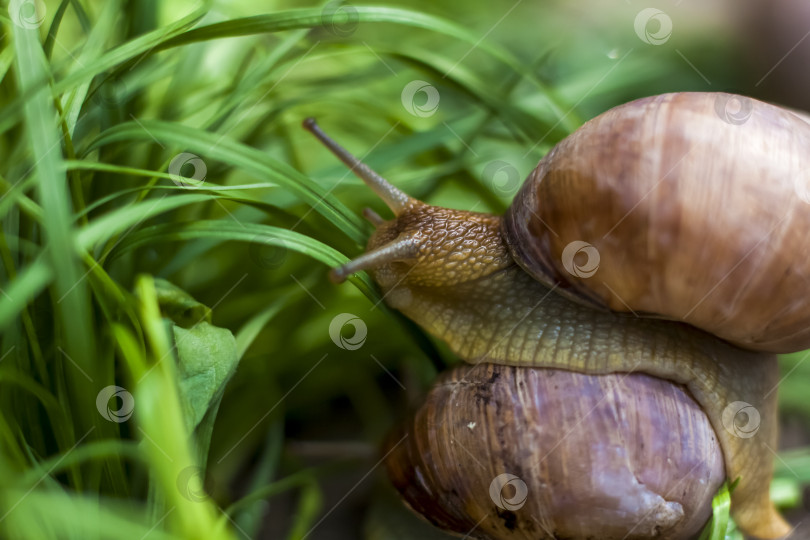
{"left": 303, "top": 91, "right": 810, "bottom": 539}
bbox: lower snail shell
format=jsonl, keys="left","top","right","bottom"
{"left": 385, "top": 363, "right": 725, "bottom": 540}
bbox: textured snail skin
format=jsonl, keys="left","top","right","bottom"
{"left": 366, "top": 202, "right": 787, "bottom": 539}
{"left": 505, "top": 92, "right": 810, "bottom": 353}
{"left": 386, "top": 364, "right": 725, "bottom": 539}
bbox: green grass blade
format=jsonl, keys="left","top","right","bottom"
{"left": 20, "top": 440, "right": 143, "bottom": 486}
{"left": 83, "top": 120, "right": 368, "bottom": 243}
{"left": 156, "top": 6, "right": 573, "bottom": 127}
{"left": 12, "top": 19, "right": 103, "bottom": 453}
{"left": 43, "top": 0, "right": 73, "bottom": 60}
{"left": 0, "top": 256, "right": 51, "bottom": 331}
{"left": 0, "top": 4, "right": 208, "bottom": 133}
{"left": 75, "top": 193, "right": 212, "bottom": 252}
{"left": 234, "top": 291, "right": 301, "bottom": 360}
{"left": 107, "top": 219, "right": 442, "bottom": 364}
{"left": 107, "top": 219, "right": 377, "bottom": 298}
{"left": 698, "top": 483, "right": 733, "bottom": 540}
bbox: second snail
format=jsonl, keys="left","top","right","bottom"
{"left": 305, "top": 92, "right": 810, "bottom": 539}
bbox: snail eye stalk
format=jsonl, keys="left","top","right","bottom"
{"left": 362, "top": 207, "right": 386, "bottom": 227}
{"left": 329, "top": 234, "right": 418, "bottom": 284}
{"left": 303, "top": 118, "right": 413, "bottom": 215}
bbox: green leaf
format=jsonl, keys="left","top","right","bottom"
{"left": 154, "top": 279, "right": 239, "bottom": 434}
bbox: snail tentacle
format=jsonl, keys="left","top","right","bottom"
{"left": 330, "top": 233, "right": 419, "bottom": 284}
{"left": 303, "top": 117, "right": 413, "bottom": 214}
{"left": 362, "top": 207, "right": 386, "bottom": 227}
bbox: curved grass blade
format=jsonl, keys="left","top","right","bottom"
{"left": 83, "top": 120, "right": 368, "bottom": 243}
{"left": 19, "top": 440, "right": 144, "bottom": 486}
{"left": 12, "top": 19, "right": 104, "bottom": 447}
{"left": 0, "top": 368, "right": 70, "bottom": 450}
{"left": 75, "top": 193, "right": 213, "bottom": 252}
{"left": 61, "top": 0, "right": 124, "bottom": 137}
{"left": 43, "top": 0, "right": 73, "bottom": 60}
{"left": 1, "top": 491, "right": 178, "bottom": 540}
{"left": 155, "top": 6, "right": 573, "bottom": 127}
{"left": 698, "top": 482, "right": 732, "bottom": 540}
{"left": 62, "top": 161, "right": 293, "bottom": 221}
{"left": 235, "top": 288, "right": 303, "bottom": 360}
{"left": 224, "top": 461, "right": 348, "bottom": 518}
{"left": 0, "top": 5, "right": 208, "bottom": 133}
{"left": 0, "top": 260, "right": 52, "bottom": 331}
{"left": 107, "top": 220, "right": 377, "bottom": 299}
{"left": 1, "top": 6, "right": 574, "bottom": 136}
{"left": 108, "top": 220, "right": 442, "bottom": 365}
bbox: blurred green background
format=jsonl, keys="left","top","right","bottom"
{"left": 1, "top": 0, "right": 809, "bottom": 538}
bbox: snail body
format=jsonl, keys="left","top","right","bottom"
{"left": 304, "top": 92, "right": 809, "bottom": 539}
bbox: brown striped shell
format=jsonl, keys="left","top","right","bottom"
{"left": 385, "top": 363, "right": 725, "bottom": 540}
{"left": 505, "top": 92, "right": 810, "bottom": 353}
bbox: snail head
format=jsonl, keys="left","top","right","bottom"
{"left": 303, "top": 118, "right": 512, "bottom": 291}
